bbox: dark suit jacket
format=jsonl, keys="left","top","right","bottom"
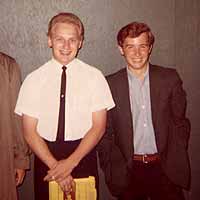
{"left": 98, "top": 64, "right": 190, "bottom": 197}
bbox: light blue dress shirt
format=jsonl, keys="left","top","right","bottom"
{"left": 127, "top": 65, "right": 158, "bottom": 154}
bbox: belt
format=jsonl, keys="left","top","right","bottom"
{"left": 133, "top": 153, "right": 160, "bottom": 164}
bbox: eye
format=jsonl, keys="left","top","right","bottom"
{"left": 125, "top": 45, "right": 134, "bottom": 50}
{"left": 54, "top": 37, "right": 64, "bottom": 42}
{"left": 140, "top": 44, "right": 149, "bottom": 50}
{"left": 69, "top": 38, "right": 78, "bottom": 43}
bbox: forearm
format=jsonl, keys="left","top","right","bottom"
{"left": 69, "top": 126, "right": 105, "bottom": 167}
{"left": 24, "top": 130, "right": 57, "bottom": 168}
{"left": 97, "top": 110, "right": 113, "bottom": 169}
{"left": 43, "top": 109, "right": 107, "bottom": 182}
{"left": 44, "top": 127, "right": 104, "bottom": 182}
{"left": 22, "top": 114, "right": 57, "bottom": 169}
{"left": 68, "top": 109, "right": 107, "bottom": 167}
{"left": 97, "top": 133, "right": 113, "bottom": 170}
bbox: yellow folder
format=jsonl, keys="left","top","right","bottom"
{"left": 49, "top": 176, "right": 97, "bottom": 200}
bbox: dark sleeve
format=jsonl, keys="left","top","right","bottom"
{"left": 97, "top": 109, "right": 113, "bottom": 172}
{"left": 170, "top": 70, "right": 191, "bottom": 149}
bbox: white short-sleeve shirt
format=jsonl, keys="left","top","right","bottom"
{"left": 15, "top": 58, "right": 115, "bottom": 141}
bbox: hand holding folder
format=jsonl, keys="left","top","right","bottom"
{"left": 49, "top": 176, "right": 97, "bottom": 200}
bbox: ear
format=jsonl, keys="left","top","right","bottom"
{"left": 48, "top": 36, "right": 52, "bottom": 48}
{"left": 148, "top": 44, "right": 153, "bottom": 54}
{"left": 118, "top": 45, "right": 124, "bottom": 56}
{"left": 78, "top": 39, "right": 83, "bottom": 49}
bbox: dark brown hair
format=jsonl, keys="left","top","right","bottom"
{"left": 117, "top": 22, "right": 155, "bottom": 47}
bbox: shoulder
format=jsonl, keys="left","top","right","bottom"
{"left": 75, "top": 59, "right": 103, "bottom": 74}
{"left": 150, "top": 64, "right": 181, "bottom": 82}
{"left": 0, "top": 52, "right": 16, "bottom": 64}
{"left": 0, "top": 52, "right": 21, "bottom": 80}
{"left": 106, "top": 68, "right": 127, "bottom": 83}
{"left": 0, "top": 52, "right": 19, "bottom": 70}
{"left": 150, "top": 64, "right": 177, "bottom": 74}
{"left": 24, "top": 60, "right": 51, "bottom": 83}
{"left": 19, "top": 61, "right": 50, "bottom": 95}
{"left": 74, "top": 59, "right": 105, "bottom": 82}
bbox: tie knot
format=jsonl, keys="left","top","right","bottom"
{"left": 62, "top": 65, "right": 66, "bottom": 71}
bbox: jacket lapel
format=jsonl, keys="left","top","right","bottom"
{"left": 149, "top": 64, "right": 160, "bottom": 138}
{"left": 117, "top": 69, "right": 134, "bottom": 155}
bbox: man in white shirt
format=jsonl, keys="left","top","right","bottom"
{"left": 15, "top": 12, "right": 114, "bottom": 199}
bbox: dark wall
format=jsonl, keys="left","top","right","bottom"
{"left": 0, "top": 1, "right": 199, "bottom": 199}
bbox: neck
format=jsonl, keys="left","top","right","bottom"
{"left": 128, "top": 65, "right": 148, "bottom": 81}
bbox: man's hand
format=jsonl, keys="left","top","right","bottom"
{"left": 57, "top": 175, "right": 75, "bottom": 195}
{"left": 44, "top": 158, "right": 76, "bottom": 182}
{"left": 15, "top": 168, "right": 25, "bottom": 186}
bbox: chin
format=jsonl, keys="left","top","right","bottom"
{"left": 132, "top": 65, "right": 144, "bottom": 69}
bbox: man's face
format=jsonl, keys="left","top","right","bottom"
{"left": 118, "top": 32, "right": 152, "bottom": 73}
{"left": 48, "top": 22, "right": 82, "bottom": 65}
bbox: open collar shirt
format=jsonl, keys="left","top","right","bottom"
{"left": 127, "top": 64, "right": 158, "bottom": 154}
{"left": 15, "top": 58, "right": 115, "bottom": 141}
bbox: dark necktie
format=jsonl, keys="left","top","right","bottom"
{"left": 56, "top": 65, "right": 66, "bottom": 142}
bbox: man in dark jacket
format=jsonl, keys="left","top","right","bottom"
{"left": 98, "top": 22, "right": 190, "bottom": 200}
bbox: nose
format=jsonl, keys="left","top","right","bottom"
{"left": 63, "top": 40, "right": 70, "bottom": 48}
{"left": 134, "top": 47, "right": 141, "bottom": 56}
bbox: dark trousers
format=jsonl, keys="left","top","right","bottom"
{"left": 34, "top": 139, "right": 99, "bottom": 200}
{"left": 118, "top": 161, "right": 185, "bottom": 200}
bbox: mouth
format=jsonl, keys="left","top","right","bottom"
{"left": 132, "top": 59, "right": 142, "bottom": 63}
{"left": 60, "top": 50, "right": 71, "bottom": 56}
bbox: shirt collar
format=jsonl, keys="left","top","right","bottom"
{"left": 51, "top": 57, "right": 78, "bottom": 73}
{"left": 127, "top": 63, "right": 149, "bottom": 83}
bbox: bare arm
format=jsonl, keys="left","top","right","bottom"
{"left": 97, "top": 109, "right": 113, "bottom": 172}
{"left": 44, "top": 108, "right": 107, "bottom": 182}
{"left": 69, "top": 108, "right": 107, "bottom": 165}
{"left": 22, "top": 114, "right": 57, "bottom": 169}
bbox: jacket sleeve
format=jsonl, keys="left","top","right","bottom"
{"left": 98, "top": 107, "right": 131, "bottom": 196}
{"left": 170, "top": 70, "right": 191, "bottom": 149}
{"left": 9, "top": 59, "right": 30, "bottom": 169}
{"left": 97, "top": 109, "right": 113, "bottom": 172}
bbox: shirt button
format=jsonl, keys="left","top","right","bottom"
{"left": 142, "top": 105, "right": 145, "bottom": 109}
{"left": 144, "top": 123, "right": 147, "bottom": 127}
{"left": 61, "top": 94, "right": 64, "bottom": 98}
